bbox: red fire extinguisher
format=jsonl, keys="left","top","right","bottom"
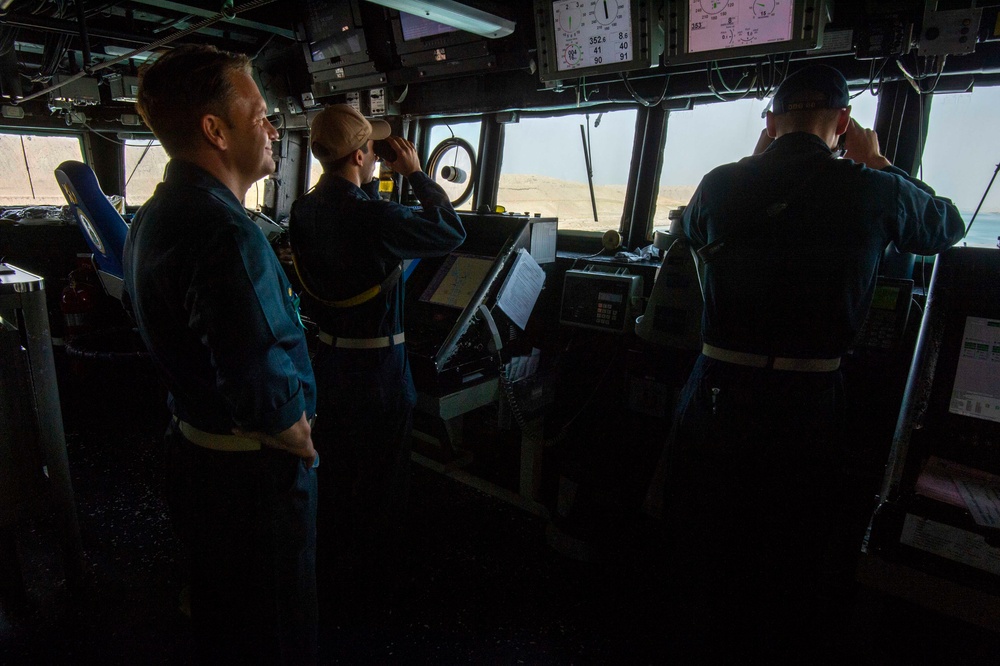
{"left": 60, "top": 262, "right": 101, "bottom": 341}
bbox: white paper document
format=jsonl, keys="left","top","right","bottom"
{"left": 955, "top": 478, "right": 1000, "bottom": 528}
{"left": 915, "top": 456, "right": 1000, "bottom": 527}
{"left": 497, "top": 248, "right": 545, "bottom": 330}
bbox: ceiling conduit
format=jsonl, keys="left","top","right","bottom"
{"left": 14, "top": 0, "right": 280, "bottom": 105}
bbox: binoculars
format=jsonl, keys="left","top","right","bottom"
{"left": 373, "top": 139, "right": 397, "bottom": 162}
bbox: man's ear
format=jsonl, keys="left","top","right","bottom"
{"left": 351, "top": 147, "right": 365, "bottom": 167}
{"left": 765, "top": 111, "right": 777, "bottom": 138}
{"left": 202, "top": 114, "right": 228, "bottom": 150}
{"left": 835, "top": 107, "right": 851, "bottom": 137}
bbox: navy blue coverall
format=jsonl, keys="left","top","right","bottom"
{"left": 124, "top": 159, "right": 318, "bottom": 664}
{"left": 288, "top": 172, "right": 464, "bottom": 617}
{"left": 665, "top": 132, "right": 966, "bottom": 659}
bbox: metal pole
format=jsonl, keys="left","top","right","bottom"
{"left": 15, "top": 271, "right": 84, "bottom": 586}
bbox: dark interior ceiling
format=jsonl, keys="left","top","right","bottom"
{"left": 0, "top": 0, "right": 305, "bottom": 111}
{"left": 2, "top": 1, "right": 1000, "bottom": 124}
{"left": 0, "top": 0, "right": 527, "bottom": 122}
{"left": 2, "top": 1, "right": 295, "bottom": 52}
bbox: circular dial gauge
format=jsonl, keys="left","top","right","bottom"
{"left": 562, "top": 42, "right": 583, "bottom": 67}
{"left": 749, "top": 0, "right": 776, "bottom": 18}
{"left": 695, "top": 0, "right": 733, "bottom": 16}
{"left": 591, "top": 0, "right": 625, "bottom": 26}
{"left": 554, "top": 1, "right": 586, "bottom": 34}
{"left": 550, "top": 0, "right": 634, "bottom": 73}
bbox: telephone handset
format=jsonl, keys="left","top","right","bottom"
{"left": 854, "top": 277, "right": 914, "bottom": 353}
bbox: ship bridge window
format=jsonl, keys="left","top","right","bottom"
{"left": 920, "top": 85, "right": 1000, "bottom": 249}
{"left": 496, "top": 109, "right": 638, "bottom": 232}
{"left": 244, "top": 176, "right": 269, "bottom": 211}
{"left": 653, "top": 92, "right": 879, "bottom": 233}
{"left": 124, "top": 138, "right": 169, "bottom": 206}
{"left": 426, "top": 120, "right": 481, "bottom": 211}
{"left": 0, "top": 132, "right": 83, "bottom": 205}
{"left": 308, "top": 151, "right": 322, "bottom": 192}
{"left": 125, "top": 138, "right": 268, "bottom": 210}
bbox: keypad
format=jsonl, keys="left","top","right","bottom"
{"left": 596, "top": 303, "right": 618, "bottom": 326}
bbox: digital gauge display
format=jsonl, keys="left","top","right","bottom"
{"left": 552, "top": 0, "right": 633, "bottom": 72}
{"left": 688, "top": 0, "right": 794, "bottom": 53}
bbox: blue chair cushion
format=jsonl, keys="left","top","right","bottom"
{"left": 54, "top": 160, "right": 128, "bottom": 279}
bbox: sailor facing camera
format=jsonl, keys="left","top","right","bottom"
{"left": 288, "top": 104, "right": 465, "bottom": 622}
{"left": 662, "top": 64, "right": 965, "bottom": 661}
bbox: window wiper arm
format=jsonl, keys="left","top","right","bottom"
{"left": 965, "top": 159, "right": 1000, "bottom": 240}
{"left": 580, "top": 121, "right": 598, "bottom": 223}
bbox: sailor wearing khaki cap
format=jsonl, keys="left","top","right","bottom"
{"left": 309, "top": 103, "right": 392, "bottom": 164}
{"left": 288, "top": 104, "right": 465, "bottom": 622}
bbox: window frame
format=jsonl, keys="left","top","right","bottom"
{"left": 919, "top": 85, "right": 1000, "bottom": 249}
{"left": 0, "top": 129, "right": 87, "bottom": 207}
{"left": 123, "top": 134, "right": 170, "bottom": 207}
{"left": 421, "top": 116, "right": 484, "bottom": 212}
{"left": 494, "top": 105, "right": 643, "bottom": 240}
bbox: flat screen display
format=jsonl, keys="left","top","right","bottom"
{"left": 663, "top": 0, "right": 823, "bottom": 66}
{"left": 687, "top": 0, "right": 795, "bottom": 54}
{"left": 871, "top": 285, "right": 900, "bottom": 310}
{"left": 419, "top": 253, "right": 494, "bottom": 309}
{"left": 400, "top": 12, "right": 459, "bottom": 41}
{"left": 310, "top": 32, "right": 364, "bottom": 62}
{"left": 949, "top": 316, "right": 1000, "bottom": 424}
{"left": 552, "top": 0, "right": 634, "bottom": 72}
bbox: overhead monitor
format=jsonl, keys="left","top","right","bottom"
{"left": 310, "top": 32, "right": 366, "bottom": 63}
{"left": 399, "top": 12, "right": 459, "bottom": 41}
{"left": 534, "top": 0, "right": 665, "bottom": 82}
{"left": 662, "top": 0, "right": 828, "bottom": 66}
{"left": 302, "top": 0, "right": 371, "bottom": 69}
{"left": 390, "top": 9, "right": 486, "bottom": 60}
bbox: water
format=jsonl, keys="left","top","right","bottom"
{"left": 961, "top": 211, "right": 1000, "bottom": 249}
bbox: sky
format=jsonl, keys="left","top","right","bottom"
{"left": 919, "top": 85, "right": 1000, "bottom": 214}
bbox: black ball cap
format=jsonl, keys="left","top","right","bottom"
{"left": 772, "top": 64, "right": 850, "bottom": 114}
